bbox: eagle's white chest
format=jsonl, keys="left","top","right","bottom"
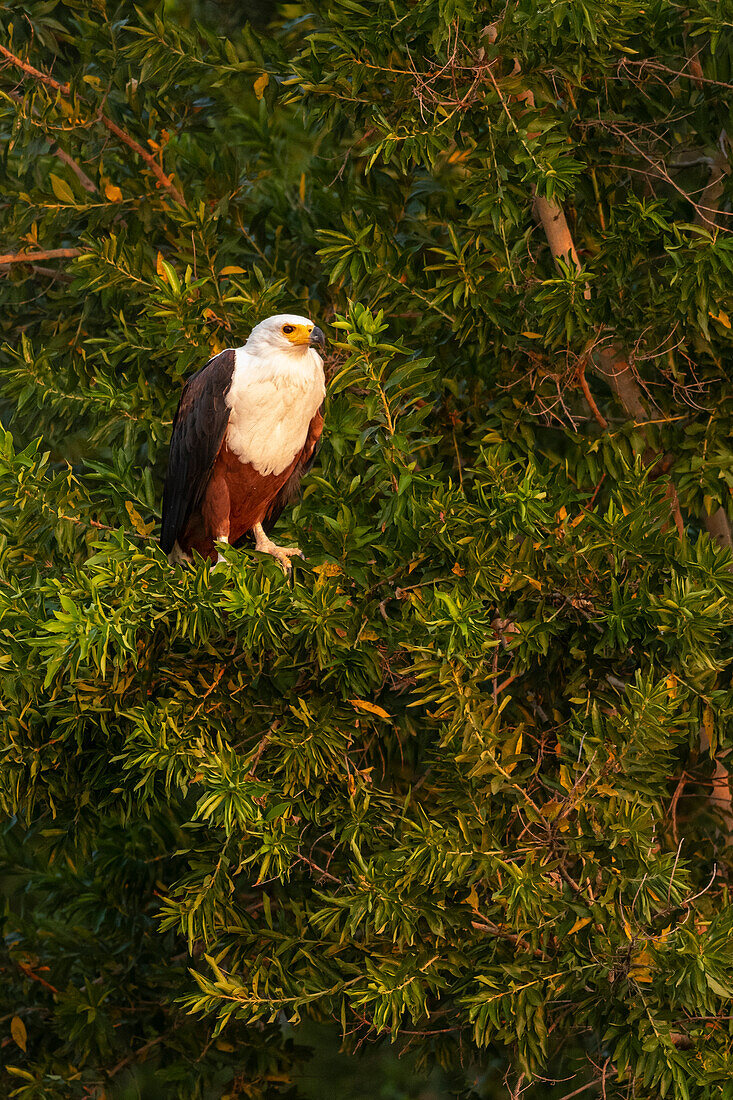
{"left": 224, "top": 345, "right": 325, "bottom": 476}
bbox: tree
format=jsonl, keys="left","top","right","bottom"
{"left": 1, "top": 1, "right": 733, "bottom": 1097}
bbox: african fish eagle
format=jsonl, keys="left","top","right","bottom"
{"left": 160, "top": 314, "right": 326, "bottom": 571}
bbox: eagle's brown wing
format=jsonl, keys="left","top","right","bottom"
{"left": 160, "top": 349, "right": 236, "bottom": 554}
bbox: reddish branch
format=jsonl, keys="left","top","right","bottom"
{"left": 0, "top": 42, "right": 70, "bottom": 93}
{"left": 7, "top": 89, "right": 97, "bottom": 193}
{"left": 0, "top": 44, "right": 185, "bottom": 205}
{"left": 99, "top": 114, "right": 184, "bottom": 204}
{"left": 0, "top": 248, "right": 82, "bottom": 265}
{"left": 577, "top": 362, "right": 608, "bottom": 429}
{"left": 532, "top": 196, "right": 591, "bottom": 301}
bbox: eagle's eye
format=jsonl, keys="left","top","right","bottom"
{"left": 282, "top": 324, "right": 295, "bottom": 334}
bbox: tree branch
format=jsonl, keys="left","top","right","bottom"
{"left": 7, "top": 89, "right": 98, "bottom": 194}
{"left": 50, "top": 144, "right": 98, "bottom": 194}
{"left": 0, "top": 248, "right": 82, "bottom": 265}
{"left": 0, "top": 44, "right": 185, "bottom": 205}
{"left": 596, "top": 351, "right": 649, "bottom": 420}
{"left": 532, "top": 195, "right": 591, "bottom": 301}
{"left": 98, "top": 114, "right": 185, "bottom": 204}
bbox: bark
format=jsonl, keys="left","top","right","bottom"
{"left": 0, "top": 248, "right": 82, "bottom": 265}
{"left": 597, "top": 351, "right": 649, "bottom": 421}
{"left": 704, "top": 507, "right": 733, "bottom": 551}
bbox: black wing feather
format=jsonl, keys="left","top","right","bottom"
{"left": 160, "top": 349, "right": 235, "bottom": 553}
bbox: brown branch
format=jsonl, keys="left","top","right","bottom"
{"left": 0, "top": 44, "right": 185, "bottom": 205}
{"left": 98, "top": 114, "right": 184, "bottom": 204}
{"left": 577, "top": 362, "right": 609, "bottom": 429}
{"left": 555, "top": 1082, "right": 600, "bottom": 1100}
{"left": 107, "top": 1036, "right": 164, "bottom": 1079}
{"left": 470, "top": 919, "right": 550, "bottom": 960}
{"left": 665, "top": 484, "right": 685, "bottom": 540}
{"left": 532, "top": 195, "right": 591, "bottom": 300}
{"left": 296, "top": 852, "right": 343, "bottom": 885}
{"left": 597, "top": 351, "right": 649, "bottom": 420}
{"left": 0, "top": 248, "right": 82, "bottom": 265}
{"left": 7, "top": 89, "right": 98, "bottom": 193}
{"left": 50, "top": 145, "right": 98, "bottom": 193}
{"left": 0, "top": 42, "right": 70, "bottom": 94}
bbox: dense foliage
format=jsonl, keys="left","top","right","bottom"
{"left": 2, "top": 1, "right": 733, "bottom": 1096}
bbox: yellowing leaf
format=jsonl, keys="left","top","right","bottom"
{"left": 666, "top": 674, "right": 677, "bottom": 699}
{"left": 452, "top": 562, "right": 465, "bottom": 576}
{"left": 313, "top": 562, "right": 342, "bottom": 578}
{"left": 11, "top": 1016, "right": 27, "bottom": 1052}
{"left": 709, "top": 309, "right": 731, "bottom": 329}
{"left": 568, "top": 916, "right": 592, "bottom": 935}
{"left": 219, "top": 266, "right": 247, "bottom": 275}
{"left": 557, "top": 506, "right": 568, "bottom": 522}
{"left": 254, "top": 72, "right": 269, "bottom": 99}
{"left": 349, "top": 699, "right": 391, "bottom": 720}
{"left": 501, "top": 727, "right": 524, "bottom": 774}
{"left": 158, "top": 259, "right": 180, "bottom": 294}
{"left": 299, "top": 172, "right": 306, "bottom": 203}
{"left": 49, "top": 173, "right": 75, "bottom": 204}
{"left": 521, "top": 331, "right": 543, "bottom": 338}
{"left": 466, "top": 885, "right": 480, "bottom": 911}
{"left": 104, "top": 181, "right": 123, "bottom": 202}
{"left": 125, "top": 501, "right": 153, "bottom": 537}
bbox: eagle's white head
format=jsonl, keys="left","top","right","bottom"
{"left": 245, "top": 314, "right": 326, "bottom": 357}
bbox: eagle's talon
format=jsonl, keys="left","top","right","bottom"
{"left": 252, "top": 525, "right": 303, "bottom": 573}
{"left": 264, "top": 545, "right": 304, "bottom": 573}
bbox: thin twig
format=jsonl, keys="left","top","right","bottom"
{"left": 577, "top": 362, "right": 609, "bottom": 429}
{"left": 7, "top": 89, "right": 98, "bottom": 192}
{"left": 296, "top": 852, "right": 343, "bottom": 885}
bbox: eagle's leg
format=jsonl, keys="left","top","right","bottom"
{"left": 252, "top": 522, "right": 304, "bottom": 573}
{"left": 214, "top": 535, "right": 229, "bottom": 565}
{"left": 169, "top": 541, "right": 192, "bottom": 566}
